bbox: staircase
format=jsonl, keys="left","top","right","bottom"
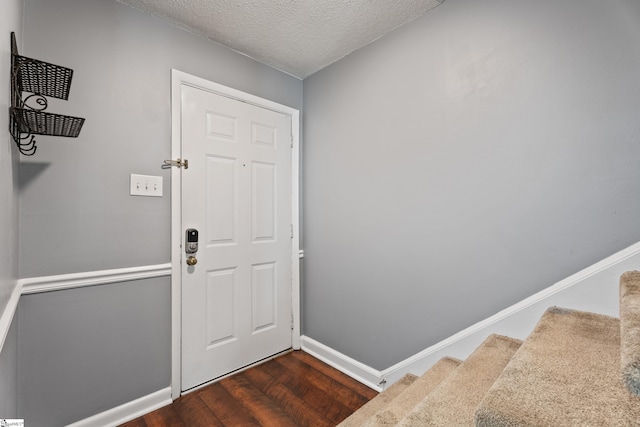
{"left": 338, "top": 271, "right": 640, "bottom": 426}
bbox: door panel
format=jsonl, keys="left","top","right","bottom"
{"left": 252, "top": 162, "right": 276, "bottom": 241}
{"left": 181, "top": 85, "right": 292, "bottom": 391}
{"left": 206, "top": 156, "right": 236, "bottom": 244}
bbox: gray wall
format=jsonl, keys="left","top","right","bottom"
{"left": 18, "top": 279, "right": 170, "bottom": 426}
{"left": 16, "top": 0, "right": 302, "bottom": 425}
{"left": 0, "top": 318, "right": 18, "bottom": 419}
{"left": 0, "top": 0, "right": 22, "bottom": 418}
{"left": 20, "top": 0, "right": 303, "bottom": 278}
{"left": 303, "top": 0, "right": 640, "bottom": 370}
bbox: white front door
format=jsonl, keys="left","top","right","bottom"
{"left": 180, "top": 83, "right": 293, "bottom": 391}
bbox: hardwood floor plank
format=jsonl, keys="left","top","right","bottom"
{"left": 276, "top": 353, "right": 374, "bottom": 412}
{"left": 259, "top": 357, "right": 356, "bottom": 423}
{"left": 220, "top": 371, "right": 299, "bottom": 427}
{"left": 118, "top": 351, "right": 377, "bottom": 427}
{"left": 241, "top": 365, "right": 335, "bottom": 426}
{"left": 197, "top": 382, "right": 261, "bottom": 426}
{"left": 173, "top": 392, "right": 224, "bottom": 427}
{"left": 292, "top": 351, "right": 378, "bottom": 400}
{"left": 142, "top": 405, "right": 186, "bottom": 427}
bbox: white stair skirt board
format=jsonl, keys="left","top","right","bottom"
{"left": 303, "top": 241, "right": 640, "bottom": 390}
{"left": 65, "top": 387, "right": 172, "bottom": 427}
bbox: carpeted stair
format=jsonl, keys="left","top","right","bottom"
{"left": 338, "top": 373, "right": 418, "bottom": 427}
{"left": 621, "top": 270, "right": 640, "bottom": 396}
{"left": 340, "top": 272, "right": 640, "bottom": 426}
{"left": 475, "top": 307, "right": 640, "bottom": 426}
{"left": 396, "top": 334, "right": 521, "bottom": 426}
{"left": 361, "top": 357, "right": 461, "bottom": 426}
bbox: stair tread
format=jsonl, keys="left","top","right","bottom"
{"left": 363, "top": 356, "right": 462, "bottom": 426}
{"left": 621, "top": 270, "right": 640, "bottom": 396}
{"left": 397, "top": 334, "right": 522, "bottom": 426}
{"left": 337, "top": 373, "right": 418, "bottom": 426}
{"left": 476, "top": 307, "right": 640, "bottom": 427}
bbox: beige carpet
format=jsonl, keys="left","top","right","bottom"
{"left": 396, "top": 334, "right": 521, "bottom": 427}
{"left": 475, "top": 307, "right": 640, "bottom": 426}
{"left": 338, "top": 373, "right": 417, "bottom": 427}
{"left": 362, "top": 356, "right": 462, "bottom": 426}
{"left": 621, "top": 270, "right": 640, "bottom": 396}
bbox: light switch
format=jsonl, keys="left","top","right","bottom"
{"left": 130, "top": 174, "right": 163, "bottom": 197}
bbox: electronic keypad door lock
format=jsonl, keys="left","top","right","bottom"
{"left": 185, "top": 228, "right": 198, "bottom": 254}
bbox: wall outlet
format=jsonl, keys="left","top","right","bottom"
{"left": 130, "top": 174, "right": 163, "bottom": 197}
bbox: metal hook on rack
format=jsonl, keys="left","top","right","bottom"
{"left": 8, "top": 32, "right": 85, "bottom": 156}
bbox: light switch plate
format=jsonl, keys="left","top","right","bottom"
{"left": 130, "top": 174, "right": 163, "bottom": 197}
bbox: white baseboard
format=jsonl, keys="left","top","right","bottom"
{"left": 300, "top": 336, "right": 383, "bottom": 391}
{"left": 66, "top": 387, "right": 172, "bottom": 427}
{"left": 304, "top": 241, "right": 640, "bottom": 389}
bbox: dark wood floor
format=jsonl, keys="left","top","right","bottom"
{"left": 119, "top": 350, "right": 378, "bottom": 427}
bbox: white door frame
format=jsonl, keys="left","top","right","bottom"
{"left": 170, "top": 69, "right": 301, "bottom": 400}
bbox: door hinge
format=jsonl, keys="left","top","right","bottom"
{"left": 291, "top": 312, "right": 294, "bottom": 330}
{"left": 162, "top": 158, "right": 189, "bottom": 169}
{"left": 291, "top": 135, "right": 294, "bottom": 148}
{"left": 290, "top": 224, "right": 294, "bottom": 239}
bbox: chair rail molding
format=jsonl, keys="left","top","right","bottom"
{"left": 0, "top": 281, "right": 21, "bottom": 352}
{"left": 19, "top": 263, "right": 172, "bottom": 295}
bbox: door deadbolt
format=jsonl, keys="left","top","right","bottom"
{"left": 185, "top": 228, "right": 199, "bottom": 254}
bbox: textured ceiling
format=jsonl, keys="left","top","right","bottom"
{"left": 116, "top": 0, "right": 445, "bottom": 79}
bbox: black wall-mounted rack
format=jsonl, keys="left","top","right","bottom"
{"left": 9, "top": 32, "right": 85, "bottom": 155}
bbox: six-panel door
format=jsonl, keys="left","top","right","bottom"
{"left": 181, "top": 85, "right": 293, "bottom": 391}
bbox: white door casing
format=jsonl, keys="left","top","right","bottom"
{"left": 171, "top": 70, "right": 300, "bottom": 398}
